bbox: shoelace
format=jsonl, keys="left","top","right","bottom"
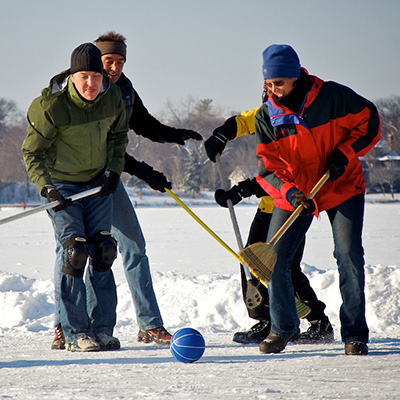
{"left": 150, "top": 327, "right": 169, "bottom": 338}
{"left": 251, "top": 321, "right": 269, "bottom": 333}
{"left": 55, "top": 325, "right": 65, "bottom": 341}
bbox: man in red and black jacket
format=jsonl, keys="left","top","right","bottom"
{"left": 254, "top": 44, "right": 380, "bottom": 356}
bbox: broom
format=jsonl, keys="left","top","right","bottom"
{"left": 165, "top": 187, "right": 311, "bottom": 318}
{"left": 215, "top": 155, "right": 265, "bottom": 312}
{"left": 215, "top": 155, "right": 310, "bottom": 318}
{"left": 0, "top": 186, "right": 102, "bottom": 226}
{"left": 215, "top": 155, "right": 251, "bottom": 277}
{"left": 238, "top": 172, "right": 330, "bottom": 287}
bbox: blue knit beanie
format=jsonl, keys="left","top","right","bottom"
{"left": 262, "top": 44, "right": 300, "bottom": 79}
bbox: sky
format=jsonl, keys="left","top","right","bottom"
{"left": 1, "top": 0, "right": 400, "bottom": 119}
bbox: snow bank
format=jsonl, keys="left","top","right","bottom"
{"left": 1, "top": 263, "right": 399, "bottom": 340}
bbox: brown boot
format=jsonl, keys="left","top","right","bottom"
{"left": 345, "top": 341, "right": 368, "bottom": 355}
{"left": 259, "top": 329, "right": 300, "bottom": 354}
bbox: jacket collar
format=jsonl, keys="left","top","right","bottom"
{"left": 43, "top": 69, "right": 110, "bottom": 107}
{"left": 267, "top": 68, "right": 324, "bottom": 117}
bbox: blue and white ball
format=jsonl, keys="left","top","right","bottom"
{"left": 170, "top": 328, "right": 205, "bottom": 363}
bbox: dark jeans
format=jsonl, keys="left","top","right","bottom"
{"left": 241, "top": 208, "right": 326, "bottom": 321}
{"left": 267, "top": 193, "right": 368, "bottom": 342}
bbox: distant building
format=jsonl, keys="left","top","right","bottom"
{"left": 228, "top": 166, "right": 257, "bottom": 187}
{"left": 361, "top": 140, "right": 400, "bottom": 193}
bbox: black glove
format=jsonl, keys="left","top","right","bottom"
{"left": 134, "top": 161, "right": 172, "bottom": 193}
{"left": 205, "top": 116, "right": 237, "bottom": 162}
{"left": 98, "top": 170, "right": 120, "bottom": 197}
{"left": 40, "top": 185, "right": 72, "bottom": 212}
{"left": 165, "top": 129, "right": 203, "bottom": 145}
{"left": 215, "top": 188, "right": 242, "bottom": 208}
{"left": 215, "top": 178, "right": 267, "bottom": 208}
{"left": 325, "top": 148, "right": 348, "bottom": 181}
{"left": 286, "top": 187, "right": 315, "bottom": 215}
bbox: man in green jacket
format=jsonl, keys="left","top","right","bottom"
{"left": 22, "top": 42, "right": 128, "bottom": 352}
{"left": 50, "top": 32, "right": 203, "bottom": 351}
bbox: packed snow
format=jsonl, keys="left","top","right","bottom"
{"left": 0, "top": 189, "right": 400, "bottom": 400}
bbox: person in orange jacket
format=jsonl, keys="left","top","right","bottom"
{"left": 253, "top": 44, "right": 380, "bottom": 355}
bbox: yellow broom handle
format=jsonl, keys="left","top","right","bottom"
{"left": 269, "top": 172, "right": 330, "bottom": 246}
{"left": 165, "top": 188, "right": 242, "bottom": 263}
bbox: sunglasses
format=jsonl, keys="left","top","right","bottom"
{"left": 264, "top": 79, "right": 285, "bottom": 88}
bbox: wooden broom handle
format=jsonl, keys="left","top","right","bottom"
{"left": 269, "top": 172, "right": 330, "bottom": 247}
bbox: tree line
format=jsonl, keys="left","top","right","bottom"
{"left": 1, "top": 95, "right": 400, "bottom": 196}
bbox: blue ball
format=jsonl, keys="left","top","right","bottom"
{"left": 170, "top": 328, "right": 205, "bottom": 363}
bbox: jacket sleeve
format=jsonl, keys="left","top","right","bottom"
{"left": 21, "top": 98, "right": 56, "bottom": 193}
{"left": 235, "top": 107, "right": 260, "bottom": 138}
{"left": 128, "top": 90, "right": 182, "bottom": 143}
{"left": 106, "top": 91, "right": 129, "bottom": 175}
{"left": 332, "top": 84, "right": 381, "bottom": 163}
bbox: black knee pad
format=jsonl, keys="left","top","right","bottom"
{"left": 62, "top": 237, "right": 88, "bottom": 277}
{"left": 90, "top": 231, "right": 117, "bottom": 272}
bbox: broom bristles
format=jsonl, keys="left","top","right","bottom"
{"left": 295, "top": 299, "right": 311, "bottom": 319}
{"left": 238, "top": 242, "right": 276, "bottom": 286}
{"left": 239, "top": 242, "right": 311, "bottom": 318}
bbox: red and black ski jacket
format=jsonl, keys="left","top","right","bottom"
{"left": 255, "top": 70, "right": 381, "bottom": 213}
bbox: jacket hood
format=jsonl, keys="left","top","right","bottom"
{"left": 42, "top": 69, "right": 110, "bottom": 105}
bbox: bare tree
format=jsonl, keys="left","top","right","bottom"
{"left": 375, "top": 96, "right": 400, "bottom": 154}
{"left": 365, "top": 96, "right": 400, "bottom": 194}
{"left": 0, "top": 98, "right": 23, "bottom": 128}
{"left": 124, "top": 97, "right": 245, "bottom": 193}
{"left": 0, "top": 98, "right": 27, "bottom": 183}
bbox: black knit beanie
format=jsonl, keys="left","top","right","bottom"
{"left": 70, "top": 43, "right": 103, "bottom": 74}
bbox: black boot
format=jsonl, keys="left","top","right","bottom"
{"left": 294, "top": 315, "right": 334, "bottom": 344}
{"left": 233, "top": 320, "right": 271, "bottom": 344}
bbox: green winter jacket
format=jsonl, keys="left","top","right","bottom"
{"left": 22, "top": 70, "right": 128, "bottom": 193}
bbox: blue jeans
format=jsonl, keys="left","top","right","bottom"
{"left": 267, "top": 192, "right": 369, "bottom": 343}
{"left": 54, "top": 180, "right": 163, "bottom": 331}
{"left": 108, "top": 181, "right": 163, "bottom": 330}
{"left": 53, "top": 242, "right": 118, "bottom": 338}
{"left": 48, "top": 179, "right": 116, "bottom": 342}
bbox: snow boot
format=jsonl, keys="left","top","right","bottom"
{"left": 65, "top": 335, "right": 101, "bottom": 352}
{"left": 259, "top": 329, "right": 300, "bottom": 354}
{"left": 51, "top": 323, "right": 65, "bottom": 350}
{"left": 345, "top": 340, "right": 368, "bottom": 355}
{"left": 95, "top": 333, "right": 121, "bottom": 350}
{"left": 232, "top": 320, "right": 271, "bottom": 344}
{"left": 137, "top": 326, "right": 172, "bottom": 345}
{"left": 294, "top": 315, "right": 334, "bottom": 344}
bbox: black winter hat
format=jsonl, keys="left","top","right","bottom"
{"left": 70, "top": 43, "right": 103, "bottom": 74}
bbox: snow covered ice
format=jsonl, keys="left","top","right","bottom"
{"left": 0, "top": 191, "right": 400, "bottom": 399}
